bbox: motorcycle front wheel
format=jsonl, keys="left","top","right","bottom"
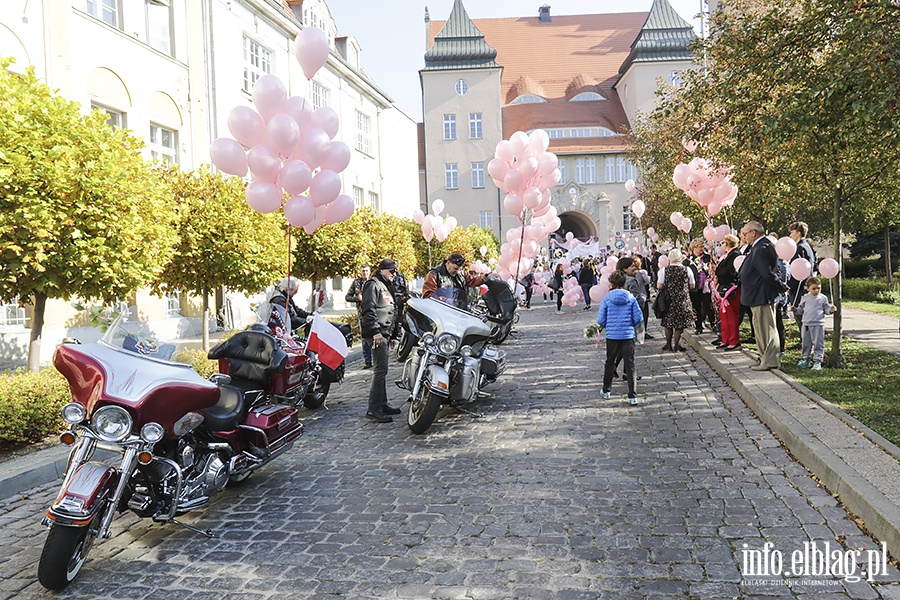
{"left": 493, "top": 321, "right": 512, "bottom": 345}
{"left": 407, "top": 385, "right": 442, "bottom": 434}
{"left": 38, "top": 514, "right": 99, "bottom": 590}
{"left": 396, "top": 330, "right": 416, "bottom": 362}
{"left": 303, "top": 379, "right": 331, "bottom": 409}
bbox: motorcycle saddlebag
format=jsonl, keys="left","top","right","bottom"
{"left": 242, "top": 405, "right": 304, "bottom": 453}
{"left": 480, "top": 347, "right": 507, "bottom": 377}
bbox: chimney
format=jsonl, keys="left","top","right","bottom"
{"left": 539, "top": 4, "right": 551, "bottom": 23}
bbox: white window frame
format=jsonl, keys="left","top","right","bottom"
{"left": 0, "top": 297, "right": 28, "bottom": 330}
{"left": 575, "top": 158, "right": 585, "bottom": 184}
{"left": 356, "top": 110, "right": 372, "bottom": 156}
{"left": 243, "top": 36, "right": 272, "bottom": 94}
{"left": 605, "top": 157, "right": 616, "bottom": 183}
{"left": 352, "top": 186, "right": 364, "bottom": 209}
{"left": 149, "top": 123, "right": 177, "bottom": 164}
{"left": 146, "top": 0, "right": 173, "bottom": 55}
{"left": 445, "top": 163, "right": 459, "bottom": 189}
{"left": 85, "top": 0, "right": 120, "bottom": 28}
{"left": 616, "top": 157, "right": 627, "bottom": 182}
{"left": 510, "top": 94, "right": 547, "bottom": 105}
{"left": 165, "top": 292, "right": 181, "bottom": 317}
{"left": 311, "top": 81, "right": 330, "bottom": 110}
{"left": 471, "top": 162, "right": 485, "bottom": 189}
{"left": 479, "top": 211, "right": 493, "bottom": 229}
{"left": 558, "top": 159, "right": 566, "bottom": 184}
{"left": 91, "top": 102, "right": 126, "bottom": 129}
{"left": 368, "top": 191, "right": 378, "bottom": 210}
{"left": 586, "top": 158, "right": 596, "bottom": 184}
{"left": 455, "top": 79, "right": 468, "bottom": 95}
{"left": 443, "top": 114, "right": 457, "bottom": 140}
{"left": 626, "top": 161, "right": 638, "bottom": 182}
{"left": 623, "top": 205, "right": 637, "bottom": 231}
{"left": 469, "top": 113, "right": 482, "bottom": 139}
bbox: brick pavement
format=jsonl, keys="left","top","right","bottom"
{"left": 0, "top": 303, "right": 899, "bottom": 599}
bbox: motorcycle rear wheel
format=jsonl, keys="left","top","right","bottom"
{"left": 303, "top": 379, "right": 331, "bottom": 409}
{"left": 396, "top": 330, "right": 416, "bottom": 362}
{"left": 38, "top": 515, "right": 99, "bottom": 591}
{"left": 407, "top": 385, "right": 441, "bottom": 434}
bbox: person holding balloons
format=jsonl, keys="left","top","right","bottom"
{"left": 793, "top": 276, "right": 836, "bottom": 370}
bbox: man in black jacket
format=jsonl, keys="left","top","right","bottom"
{"left": 422, "top": 253, "right": 484, "bottom": 309}
{"left": 739, "top": 221, "right": 789, "bottom": 371}
{"left": 359, "top": 258, "right": 401, "bottom": 422}
{"left": 345, "top": 265, "right": 372, "bottom": 368}
{"left": 269, "top": 277, "right": 311, "bottom": 333}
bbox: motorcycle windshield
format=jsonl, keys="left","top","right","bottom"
{"left": 99, "top": 306, "right": 179, "bottom": 362}
{"left": 431, "top": 287, "right": 469, "bottom": 311}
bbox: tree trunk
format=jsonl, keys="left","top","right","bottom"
{"left": 308, "top": 276, "right": 318, "bottom": 314}
{"left": 885, "top": 224, "right": 893, "bottom": 288}
{"left": 829, "top": 185, "right": 845, "bottom": 368}
{"left": 27, "top": 291, "right": 47, "bottom": 372}
{"left": 202, "top": 287, "right": 210, "bottom": 351}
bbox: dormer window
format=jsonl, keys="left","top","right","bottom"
{"left": 569, "top": 92, "right": 605, "bottom": 102}
{"left": 510, "top": 94, "right": 547, "bottom": 105}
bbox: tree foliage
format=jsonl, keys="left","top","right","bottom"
{"left": 0, "top": 60, "right": 177, "bottom": 365}
{"left": 405, "top": 222, "right": 500, "bottom": 276}
{"left": 150, "top": 165, "right": 285, "bottom": 305}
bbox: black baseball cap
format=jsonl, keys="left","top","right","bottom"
{"left": 377, "top": 258, "right": 398, "bottom": 271}
{"left": 447, "top": 253, "right": 466, "bottom": 266}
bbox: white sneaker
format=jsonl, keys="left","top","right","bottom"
{"left": 628, "top": 397, "right": 638, "bottom": 405}
{"left": 601, "top": 391, "right": 611, "bottom": 399}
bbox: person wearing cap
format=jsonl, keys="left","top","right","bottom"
{"left": 359, "top": 258, "right": 402, "bottom": 422}
{"left": 421, "top": 253, "right": 485, "bottom": 310}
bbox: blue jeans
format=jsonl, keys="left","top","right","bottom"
{"left": 580, "top": 283, "right": 592, "bottom": 307}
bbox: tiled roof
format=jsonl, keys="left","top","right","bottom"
{"left": 428, "top": 9, "right": 649, "bottom": 137}
{"left": 423, "top": 0, "right": 499, "bottom": 70}
{"left": 619, "top": 0, "right": 697, "bottom": 76}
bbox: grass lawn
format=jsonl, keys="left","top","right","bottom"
{"left": 843, "top": 299, "right": 900, "bottom": 318}
{"left": 741, "top": 323, "right": 900, "bottom": 448}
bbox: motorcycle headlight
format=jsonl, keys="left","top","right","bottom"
{"left": 460, "top": 345, "right": 473, "bottom": 357}
{"left": 140, "top": 422, "right": 164, "bottom": 443}
{"left": 422, "top": 332, "right": 435, "bottom": 346}
{"left": 91, "top": 406, "right": 133, "bottom": 442}
{"left": 61, "top": 402, "right": 87, "bottom": 424}
{"left": 437, "top": 333, "right": 459, "bottom": 355}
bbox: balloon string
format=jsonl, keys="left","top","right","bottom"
{"left": 513, "top": 209, "right": 527, "bottom": 284}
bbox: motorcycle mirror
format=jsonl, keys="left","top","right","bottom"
{"left": 60, "top": 337, "right": 82, "bottom": 345}
{"left": 209, "top": 373, "right": 232, "bottom": 386}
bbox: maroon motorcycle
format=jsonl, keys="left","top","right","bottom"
{"left": 38, "top": 308, "right": 305, "bottom": 590}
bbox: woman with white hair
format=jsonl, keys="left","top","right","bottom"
{"left": 656, "top": 248, "right": 696, "bottom": 352}
{"left": 269, "top": 276, "right": 311, "bottom": 332}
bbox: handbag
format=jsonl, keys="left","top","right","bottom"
{"left": 652, "top": 287, "right": 669, "bottom": 319}
{"left": 548, "top": 277, "right": 560, "bottom": 291}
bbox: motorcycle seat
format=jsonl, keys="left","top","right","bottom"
{"left": 208, "top": 330, "right": 288, "bottom": 387}
{"left": 201, "top": 385, "right": 246, "bottom": 431}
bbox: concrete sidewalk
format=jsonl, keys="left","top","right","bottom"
{"left": 840, "top": 306, "right": 900, "bottom": 356}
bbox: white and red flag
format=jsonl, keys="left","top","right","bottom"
{"left": 306, "top": 313, "right": 348, "bottom": 370}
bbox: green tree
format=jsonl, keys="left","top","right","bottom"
{"left": 150, "top": 165, "right": 286, "bottom": 318}
{"left": 292, "top": 208, "right": 416, "bottom": 310}
{"left": 632, "top": 0, "right": 900, "bottom": 366}
{"left": 406, "top": 221, "right": 500, "bottom": 276}
{"left": 0, "top": 61, "right": 177, "bottom": 369}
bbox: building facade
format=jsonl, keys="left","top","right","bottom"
{"left": 0, "top": 0, "right": 418, "bottom": 368}
{"left": 420, "top": 0, "right": 696, "bottom": 248}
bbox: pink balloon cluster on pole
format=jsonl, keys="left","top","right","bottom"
{"left": 417, "top": 199, "right": 459, "bottom": 243}
{"left": 672, "top": 156, "right": 738, "bottom": 218}
{"left": 208, "top": 27, "right": 354, "bottom": 233}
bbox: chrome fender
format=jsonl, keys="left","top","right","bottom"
{"left": 422, "top": 364, "right": 450, "bottom": 398}
{"left": 47, "top": 463, "right": 118, "bottom": 526}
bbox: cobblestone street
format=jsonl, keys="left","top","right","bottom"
{"left": 1, "top": 303, "right": 898, "bottom": 599}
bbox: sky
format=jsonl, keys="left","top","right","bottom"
{"left": 326, "top": 0, "right": 708, "bottom": 121}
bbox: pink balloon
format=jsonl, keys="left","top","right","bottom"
{"left": 703, "top": 225, "right": 716, "bottom": 241}
{"left": 733, "top": 255, "right": 745, "bottom": 271}
{"left": 624, "top": 179, "right": 635, "bottom": 193}
{"left": 606, "top": 255, "right": 618, "bottom": 268}
{"left": 672, "top": 164, "right": 691, "bottom": 191}
{"left": 308, "top": 169, "right": 341, "bottom": 207}
{"left": 325, "top": 194, "right": 354, "bottom": 225}
{"left": 247, "top": 144, "right": 281, "bottom": 182}
{"left": 227, "top": 106, "right": 266, "bottom": 148}
{"left": 252, "top": 75, "right": 287, "bottom": 123}
{"left": 434, "top": 223, "right": 448, "bottom": 243}
{"left": 421, "top": 219, "right": 434, "bottom": 242}
{"left": 412, "top": 209, "right": 425, "bottom": 224}
{"left": 509, "top": 131, "right": 529, "bottom": 159}
{"left": 267, "top": 113, "right": 301, "bottom": 158}
{"left": 658, "top": 256, "right": 670, "bottom": 268}
{"left": 681, "top": 217, "right": 692, "bottom": 233}
{"left": 537, "top": 152, "right": 558, "bottom": 176}
{"left": 775, "top": 236, "right": 798, "bottom": 262}
{"left": 283, "top": 194, "right": 315, "bottom": 227}
{"left": 312, "top": 106, "right": 339, "bottom": 139}
{"left": 294, "top": 27, "right": 330, "bottom": 80}
{"left": 432, "top": 199, "right": 445, "bottom": 216}
{"left": 210, "top": 137, "right": 248, "bottom": 177}
{"left": 707, "top": 200, "right": 724, "bottom": 216}
{"left": 542, "top": 168, "right": 562, "bottom": 189}
{"left": 280, "top": 96, "right": 314, "bottom": 132}
{"left": 321, "top": 141, "right": 351, "bottom": 172}
{"left": 528, "top": 129, "right": 550, "bottom": 154}
{"left": 296, "top": 128, "right": 331, "bottom": 170}
{"left": 488, "top": 158, "right": 509, "bottom": 182}
{"left": 278, "top": 160, "right": 312, "bottom": 196}
{"left": 303, "top": 205, "right": 328, "bottom": 235}
{"left": 631, "top": 200, "right": 645, "bottom": 219}
{"left": 523, "top": 188, "right": 542, "bottom": 209}
{"left": 670, "top": 212, "right": 683, "bottom": 227}
{"left": 504, "top": 169, "right": 524, "bottom": 195}
{"left": 495, "top": 140, "right": 514, "bottom": 163}
{"left": 789, "top": 258, "right": 812, "bottom": 281}
{"left": 589, "top": 284, "right": 606, "bottom": 303}
{"left": 818, "top": 258, "right": 840, "bottom": 279}
{"left": 245, "top": 181, "right": 282, "bottom": 213}
{"left": 517, "top": 157, "right": 539, "bottom": 181}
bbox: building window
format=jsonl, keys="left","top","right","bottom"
{"left": 597, "top": 127, "right": 615, "bottom": 137}
{"left": 626, "top": 160, "right": 638, "bottom": 182}
{"left": 510, "top": 94, "right": 547, "bottom": 105}
{"left": 243, "top": 36, "right": 272, "bottom": 94}
{"left": 455, "top": 79, "right": 468, "bottom": 95}
{"left": 605, "top": 157, "right": 616, "bottom": 183}
{"left": 356, "top": 110, "right": 371, "bottom": 155}
{"left": 85, "top": 0, "right": 120, "bottom": 28}
{"left": 149, "top": 123, "right": 177, "bottom": 163}
{"left": 146, "top": 0, "right": 173, "bottom": 55}
{"left": 548, "top": 129, "right": 564, "bottom": 139}
{"left": 479, "top": 211, "right": 493, "bottom": 229}
{"left": 92, "top": 103, "right": 125, "bottom": 129}
{"left": 311, "top": 81, "right": 330, "bottom": 110}
{"left": 558, "top": 159, "right": 566, "bottom": 184}
{"left": 368, "top": 191, "right": 378, "bottom": 210}
{"left": 445, "top": 164, "right": 458, "bottom": 189}
{"left": 616, "top": 157, "right": 627, "bottom": 182}
{"left": 469, "top": 113, "right": 482, "bottom": 139}
{"left": 569, "top": 92, "right": 605, "bottom": 102}
{"left": 623, "top": 205, "right": 638, "bottom": 231}
{"left": 575, "top": 159, "right": 585, "bottom": 184}
{"left": 667, "top": 71, "right": 683, "bottom": 87}
{"left": 571, "top": 128, "right": 592, "bottom": 138}
{"left": 471, "top": 162, "right": 485, "bottom": 189}
{"left": 352, "top": 186, "right": 364, "bottom": 208}
{"left": 586, "top": 158, "right": 596, "bottom": 184}
{"left": 165, "top": 293, "right": 181, "bottom": 317}
{"left": 443, "top": 114, "right": 457, "bottom": 140}
{"left": 0, "top": 297, "right": 27, "bottom": 329}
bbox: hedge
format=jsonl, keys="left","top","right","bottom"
{"left": 0, "top": 369, "right": 71, "bottom": 445}
{"left": 173, "top": 349, "right": 219, "bottom": 379}
{"left": 841, "top": 279, "right": 898, "bottom": 303}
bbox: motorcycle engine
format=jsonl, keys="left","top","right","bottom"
{"left": 180, "top": 450, "right": 230, "bottom": 499}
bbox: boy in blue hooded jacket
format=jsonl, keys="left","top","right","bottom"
{"left": 598, "top": 270, "right": 644, "bottom": 405}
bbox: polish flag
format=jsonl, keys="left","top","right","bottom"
{"left": 306, "top": 314, "right": 348, "bottom": 370}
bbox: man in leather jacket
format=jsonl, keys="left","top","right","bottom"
{"left": 345, "top": 265, "right": 372, "bottom": 368}
{"left": 359, "top": 258, "right": 401, "bottom": 422}
{"left": 422, "top": 253, "right": 484, "bottom": 309}
{"left": 269, "top": 277, "right": 311, "bottom": 333}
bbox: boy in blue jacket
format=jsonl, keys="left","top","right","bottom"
{"left": 598, "top": 270, "right": 644, "bottom": 405}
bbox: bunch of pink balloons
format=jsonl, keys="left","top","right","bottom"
{"left": 774, "top": 236, "right": 815, "bottom": 281}
{"left": 532, "top": 272, "right": 554, "bottom": 296}
{"left": 559, "top": 277, "right": 582, "bottom": 307}
{"left": 672, "top": 157, "right": 738, "bottom": 217}
{"left": 209, "top": 27, "right": 353, "bottom": 234}
{"left": 669, "top": 211, "right": 693, "bottom": 234}
{"left": 703, "top": 223, "right": 732, "bottom": 242}
{"left": 412, "top": 199, "right": 458, "bottom": 243}
{"left": 646, "top": 227, "right": 660, "bottom": 244}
